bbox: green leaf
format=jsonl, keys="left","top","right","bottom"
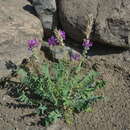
{"left": 75, "top": 61, "right": 82, "bottom": 73}
{"left": 17, "top": 68, "right": 27, "bottom": 82}
{"left": 85, "top": 107, "right": 92, "bottom": 112}
{"left": 79, "top": 71, "right": 99, "bottom": 87}
{"left": 18, "top": 91, "right": 32, "bottom": 104}
{"left": 41, "top": 64, "right": 50, "bottom": 79}
{"left": 48, "top": 110, "right": 62, "bottom": 123}
{"left": 36, "top": 104, "right": 47, "bottom": 115}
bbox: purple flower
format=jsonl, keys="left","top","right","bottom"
{"left": 70, "top": 53, "right": 80, "bottom": 61}
{"left": 28, "top": 39, "right": 39, "bottom": 50}
{"left": 82, "top": 39, "right": 93, "bottom": 49}
{"left": 48, "top": 36, "right": 59, "bottom": 46}
{"left": 59, "top": 30, "right": 66, "bottom": 40}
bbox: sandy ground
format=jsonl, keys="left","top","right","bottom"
{"left": 0, "top": 44, "right": 130, "bottom": 130}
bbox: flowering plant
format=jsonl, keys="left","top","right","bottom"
{"left": 48, "top": 36, "right": 59, "bottom": 46}
{"left": 14, "top": 14, "right": 104, "bottom": 126}
{"left": 82, "top": 39, "right": 93, "bottom": 49}
{"left": 15, "top": 34, "right": 105, "bottom": 126}
{"left": 48, "top": 29, "right": 66, "bottom": 46}
{"left": 28, "top": 39, "right": 39, "bottom": 50}
{"left": 82, "top": 39, "right": 93, "bottom": 58}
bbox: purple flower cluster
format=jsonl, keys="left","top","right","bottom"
{"left": 48, "top": 36, "right": 59, "bottom": 46}
{"left": 59, "top": 30, "right": 66, "bottom": 40}
{"left": 48, "top": 30, "right": 66, "bottom": 46}
{"left": 28, "top": 39, "right": 39, "bottom": 50}
{"left": 70, "top": 53, "right": 80, "bottom": 61}
{"left": 82, "top": 39, "right": 93, "bottom": 49}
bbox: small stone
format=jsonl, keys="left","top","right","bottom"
{"left": 124, "top": 57, "right": 130, "bottom": 62}
{"left": 42, "top": 41, "right": 81, "bottom": 61}
{"left": 123, "top": 50, "right": 130, "bottom": 62}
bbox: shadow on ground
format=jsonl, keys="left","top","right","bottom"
{"left": 65, "top": 39, "right": 128, "bottom": 57}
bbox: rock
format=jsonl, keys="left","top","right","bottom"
{"left": 123, "top": 50, "right": 130, "bottom": 62}
{"left": 42, "top": 42, "right": 81, "bottom": 61}
{"left": 58, "top": 0, "right": 130, "bottom": 48}
{"left": 32, "top": 0, "right": 57, "bottom": 37}
{"left": 0, "top": 0, "right": 43, "bottom": 78}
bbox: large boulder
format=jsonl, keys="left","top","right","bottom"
{"left": 58, "top": 0, "right": 130, "bottom": 48}
{"left": 0, "top": 0, "right": 43, "bottom": 78}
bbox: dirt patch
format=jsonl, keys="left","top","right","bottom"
{"left": 70, "top": 48, "right": 130, "bottom": 130}
{"left": 0, "top": 46, "right": 130, "bottom": 130}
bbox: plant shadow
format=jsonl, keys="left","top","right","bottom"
{"left": 6, "top": 102, "right": 35, "bottom": 109}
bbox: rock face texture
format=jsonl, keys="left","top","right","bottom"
{"left": 0, "top": 0, "right": 43, "bottom": 78}
{"left": 32, "top": 0, "right": 57, "bottom": 30}
{"left": 32, "top": 0, "right": 57, "bottom": 38}
{"left": 58, "top": 0, "right": 130, "bottom": 48}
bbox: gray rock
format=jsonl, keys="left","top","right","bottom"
{"left": 42, "top": 42, "right": 81, "bottom": 61}
{"left": 58, "top": 0, "right": 130, "bottom": 48}
{"left": 32, "top": 0, "right": 57, "bottom": 30}
{"left": 0, "top": 0, "right": 43, "bottom": 78}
